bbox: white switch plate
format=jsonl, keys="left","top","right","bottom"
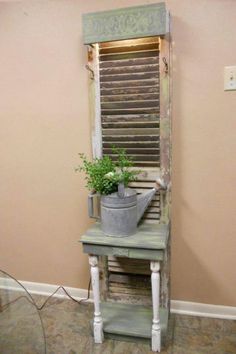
{"left": 224, "top": 66, "right": 236, "bottom": 91}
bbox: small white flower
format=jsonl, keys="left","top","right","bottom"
{"left": 104, "top": 172, "right": 115, "bottom": 179}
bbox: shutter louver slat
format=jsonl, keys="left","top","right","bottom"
{"left": 102, "top": 122, "right": 159, "bottom": 128}
{"left": 101, "top": 87, "right": 159, "bottom": 95}
{"left": 101, "top": 101, "right": 159, "bottom": 109}
{"left": 102, "top": 114, "right": 159, "bottom": 122}
{"left": 101, "top": 93, "right": 159, "bottom": 102}
{"left": 103, "top": 148, "right": 160, "bottom": 154}
{"left": 99, "top": 50, "right": 159, "bottom": 61}
{"left": 100, "top": 72, "right": 159, "bottom": 82}
{"left": 100, "top": 80, "right": 158, "bottom": 89}
{"left": 103, "top": 135, "right": 158, "bottom": 141}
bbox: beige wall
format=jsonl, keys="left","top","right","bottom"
{"left": 0, "top": 0, "right": 235, "bottom": 306}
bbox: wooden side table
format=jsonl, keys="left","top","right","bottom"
{"left": 81, "top": 222, "right": 169, "bottom": 352}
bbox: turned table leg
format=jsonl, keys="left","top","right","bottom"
{"left": 151, "top": 261, "right": 161, "bottom": 352}
{"left": 89, "top": 255, "right": 104, "bottom": 343}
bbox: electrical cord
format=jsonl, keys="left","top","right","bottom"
{"left": 0, "top": 269, "right": 47, "bottom": 353}
{"left": 0, "top": 269, "right": 91, "bottom": 354}
{"left": 36, "top": 279, "right": 92, "bottom": 311}
{"left": 0, "top": 269, "right": 91, "bottom": 312}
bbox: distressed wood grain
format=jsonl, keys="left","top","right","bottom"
{"left": 102, "top": 113, "right": 159, "bottom": 121}
{"left": 101, "top": 86, "right": 159, "bottom": 95}
{"left": 100, "top": 50, "right": 159, "bottom": 62}
{"left": 99, "top": 56, "right": 158, "bottom": 68}
{"left": 159, "top": 30, "right": 171, "bottom": 311}
{"left": 100, "top": 302, "right": 168, "bottom": 341}
{"left": 81, "top": 222, "right": 169, "bottom": 250}
{"left": 101, "top": 93, "right": 159, "bottom": 102}
{"left": 100, "top": 79, "right": 159, "bottom": 89}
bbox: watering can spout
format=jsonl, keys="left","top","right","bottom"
{"left": 137, "top": 188, "right": 156, "bottom": 223}
{"left": 137, "top": 178, "right": 167, "bottom": 223}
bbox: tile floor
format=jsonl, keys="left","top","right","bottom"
{"left": 0, "top": 293, "right": 235, "bottom": 354}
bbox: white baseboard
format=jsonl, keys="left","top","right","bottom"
{"left": 0, "top": 277, "right": 93, "bottom": 303}
{"left": 170, "top": 300, "right": 236, "bottom": 320}
{"left": 1, "top": 278, "right": 235, "bottom": 320}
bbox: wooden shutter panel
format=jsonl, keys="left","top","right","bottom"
{"left": 90, "top": 37, "right": 160, "bottom": 304}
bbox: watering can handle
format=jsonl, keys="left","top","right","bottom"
{"left": 88, "top": 193, "right": 100, "bottom": 219}
{"left": 155, "top": 178, "right": 167, "bottom": 191}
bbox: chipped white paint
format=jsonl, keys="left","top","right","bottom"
{"left": 151, "top": 261, "right": 161, "bottom": 352}
{"left": 89, "top": 255, "right": 104, "bottom": 343}
{"left": 92, "top": 43, "right": 102, "bottom": 158}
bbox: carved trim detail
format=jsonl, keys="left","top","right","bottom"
{"left": 83, "top": 3, "right": 168, "bottom": 44}
{"left": 89, "top": 255, "right": 99, "bottom": 267}
{"left": 151, "top": 261, "right": 160, "bottom": 273}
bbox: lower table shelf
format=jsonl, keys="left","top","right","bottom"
{"left": 100, "top": 302, "right": 168, "bottom": 342}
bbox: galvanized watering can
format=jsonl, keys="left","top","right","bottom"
{"left": 88, "top": 178, "right": 166, "bottom": 237}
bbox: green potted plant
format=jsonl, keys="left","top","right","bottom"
{"left": 76, "top": 147, "right": 138, "bottom": 195}
{"left": 76, "top": 147, "right": 159, "bottom": 237}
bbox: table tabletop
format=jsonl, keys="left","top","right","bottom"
{"left": 81, "top": 222, "right": 169, "bottom": 251}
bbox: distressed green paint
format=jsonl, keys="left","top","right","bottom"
{"left": 98, "top": 255, "right": 108, "bottom": 301}
{"left": 128, "top": 249, "right": 163, "bottom": 261}
{"left": 160, "top": 236, "right": 171, "bottom": 309}
{"left": 160, "top": 117, "right": 170, "bottom": 138}
{"left": 100, "top": 302, "right": 168, "bottom": 341}
{"left": 162, "top": 78, "right": 169, "bottom": 101}
{"left": 159, "top": 34, "right": 171, "bottom": 311}
{"left": 81, "top": 222, "right": 169, "bottom": 250}
{"left": 83, "top": 244, "right": 164, "bottom": 261}
{"left": 159, "top": 35, "right": 171, "bottom": 223}
{"left": 160, "top": 193, "right": 170, "bottom": 224}
{"left": 81, "top": 222, "right": 169, "bottom": 306}
{"left": 82, "top": 3, "right": 168, "bottom": 44}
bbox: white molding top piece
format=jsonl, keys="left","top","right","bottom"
{"left": 1, "top": 278, "right": 235, "bottom": 320}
